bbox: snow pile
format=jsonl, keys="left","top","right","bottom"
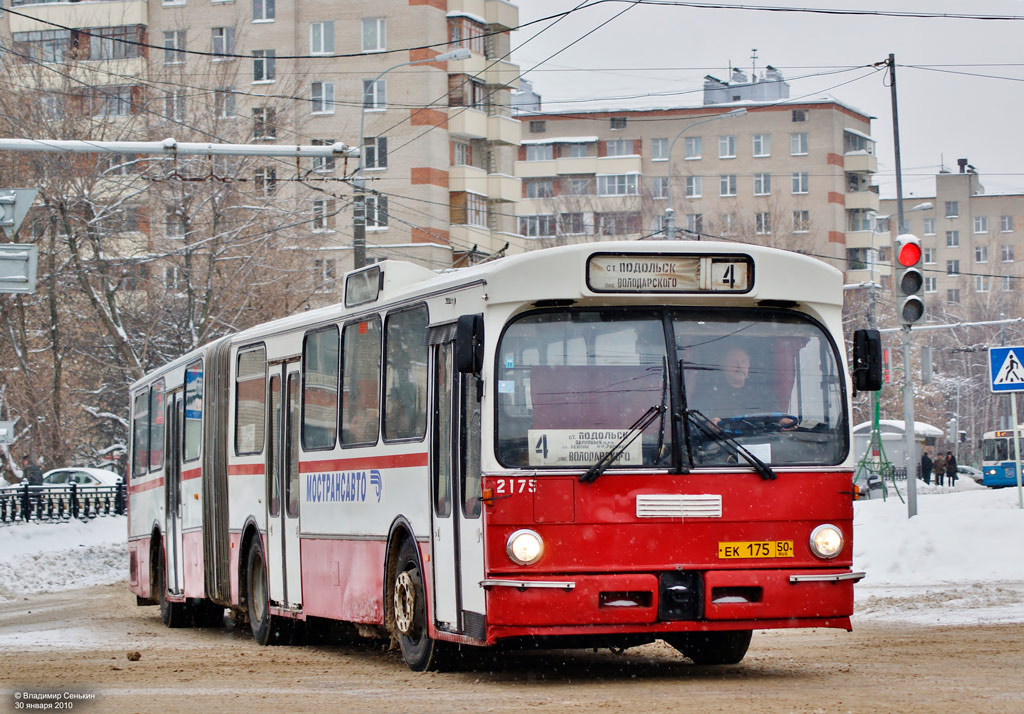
{"left": 0, "top": 517, "right": 126, "bottom": 602}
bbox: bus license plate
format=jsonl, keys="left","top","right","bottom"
{"left": 718, "top": 541, "right": 794, "bottom": 559}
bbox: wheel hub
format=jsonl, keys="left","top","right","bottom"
{"left": 394, "top": 570, "right": 416, "bottom": 635}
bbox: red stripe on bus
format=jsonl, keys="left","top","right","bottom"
{"left": 300, "top": 452, "right": 429, "bottom": 473}
{"left": 228, "top": 463, "right": 265, "bottom": 475}
{"left": 128, "top": 478, "right": 164, "bottom": 494}
{"left": 182, "top": 467, "right": 202, "bottom": 481}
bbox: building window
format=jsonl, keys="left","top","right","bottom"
{"left": 1001, "top": 215, "right": 1014, "bottom": 233}
{"left": 651, "top": 177, "right": 668, "bottom": 199}
{"left": 313, "top": 258, "right": 337, "bottom": 285}
{"left": 596, "top": 212, "right": 641, "bottom": 235}
{"left": 924, "top": 276, "right": 937, "bottom": 293}
{"left": 529, "top": 120, "right": 546, "bottom": 133}
{"left": 311, "top": 81, "right": 335, "bottom": 114}
{"left": 1002, "top": 275, "right": 1015, "bottom": 292}
{"left": 560, "top": 213, "right": 586, "bottom": 235}
{"left": 923, "top": 218, "right": 935, "bottom": 235}
{"left": 755, "top": 212, "right": 771, "bottom": 235}
{"left": 448, "top": 16, "right": 485, "bottom": 54}
{"left": 524, "top": 179, "right": 553, "bottom": 199}
{"left": 790, "top": 132, "right": 808, "bottom": 155}
{"left": 452, "top": 141, "right": 470, "bottom": 167}
{"left": 945, "top": 201, "right": 959, "bottom": 218}
{"left": 312, "top": 198, "right": 335, "bottom": 232}
{"left": 718, "top": 135, "right": 736, "bottom": 159}
{"left": 753, "top": 173, "right": 771, "bottom": 196}
{"left": 923, "top": 247, "right": 936, "bottom": 264}
{"left": 363, "top": 79, "right": 386, "bottom": 110}
{"left": 568, "top": 143, "right": 588, "bottom": 158}
{"left": 721, "top": 213, "right": 737, "bottom": 235}
{"left": 720, "top": 174, "right": 737, "bottom": 197}
{"left": 13, "top": 29, "right": 71, "bottom": 63}
{"left": 947, "top": 259, "right": 960, "bottom": 275}
{"left": 976, "top": 245, "right": 988, "bottom": 263}
{"left": 684, "top": 213, "right": 703, "bottom": 234}
{"left": 163, "top": 30, "right": 186, "bottom": 65}
{"left": 793, "top": 210, "right": 810, "bottom": 233}
{"left": 975, "top": 275, "right": 989, "bottom": 292}
{"left": 974, "top": 216, "right": 988, "bottom": 234}
{"left": 252, "top": 107, "right": 276, "bottom": 140}
{"left": 597, "top": 174, "right": 639, "bottom": 196}
{"left": 255, "top": 167, "right": 277, "bottom": 195}
{"left": 651, "top": 138, "right": 668, "bottom": 161}
{"left": 684, "top": 137, "right": 702, "bottom": 159}
{"left": 569, "top": 177, "right": 592, "bottom": 195}
{"left": 94, "top": 86, "right": 133, "bottom": 117}
{"left": 792, "top": 109, "right": 807, "bottom": 122}
{"left": 684, "top": 176, "right": 702, "bottom": 198}
{"left": 752, "top": 134, "right": 770, "bottom": 157}
{"left": 165, "top": 91, "right": 186, "bottom": 121}
{"left": 212, "top": 27, "right": 234, "bottom": 58}
{"left": 791, "top": 172, "right": 809, "bottom": 194}
{"left": 518, "top": 215, "right": 555, "bottom": 237}
{"left": 610, "top": 117, "right": 627, "bottom": 130}
{"left": 946, "top": 289, "right": 960, "bottom": 303}
{"left": 253, "top": 0, "right": 274, "bottom": 21}
{"left": 366, "top": 195, "right": 389, "bottom": 228}
{"left": 651, "top": 215, "right": 666, "bottom": 236}
{"left": 311, "top": 138, "right": 335, "bottom": 173}
{"left": 525, "top": 144, "right": 553, "bottom": 161}
{"left": 604, "top": 139, "right": 634, "bottom": 156}
{"left": 448, "top": 75, "right": 485, "bottom": 109}
{"left": 362, "top": 17, "right": 386, "bottom": 52}
{"left": 363, "top": 136, "right": 387, "bottom": 169}
{"left": 164, "top": 209, "right": 184, "bottom": 239}
{"left": 1002, "top": 244, "right": 1014, "bottom": 262}
{"left": 465, "top": 193, "right": 487, "bottom": 227}
{"left": 252, "top": 50, "right": 275, "bottom": 82}
{"left": 946, "top": 230, "right": 959, "bottom": 248}
{"left": 310, "top": 21, "right": 334, "bottom": 55}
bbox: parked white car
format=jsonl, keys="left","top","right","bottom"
{"left": 41, "top": 467, "right": 122, "bottom": 487}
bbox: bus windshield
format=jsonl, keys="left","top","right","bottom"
{"left": 495, "top": 308, "right": 847, "bottom": 470}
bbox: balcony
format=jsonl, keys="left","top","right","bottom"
{"left": 447, "top": 0, "right": 486, "bottom": 18}
{"left": 844, "top": 152, "right": 877, "bottom": 174}
{"left": 488, "top": 173, "right": 521, "bottom": 202}
{"left": 596, "top": 155, "right": 643, "bottom": 174}
{"left": 9, "top": 0, "right": 147, "bottom": 32}
{"left": 486, "top": 0, "right": 519, "bottom": 30}
{"left": 516, "top": 160, "right": 557, "bottom": 179}
{"left": 448, "top": 107, "right": 488, "bottom": 139}
{"left": 487, "top": 114, "right": 521, "bottom": 145}
{"left": 449, "top": 165, "right": 488, "bottom": 194}
{"left": 846, "top": 189, "right": 880, "bottom": 212}
{"left": 450, "top": 56, "right": 520, "bottom": 89}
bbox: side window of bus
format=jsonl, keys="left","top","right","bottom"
{"left": 149, "top": 380, "right": 165, "bottom": 471}
{"left": 383, "top": 305, "right": 428, "bottom": 442}
{"left": 235, "top": 346, "right": 267, "bottom": 455}
{"left": 341, "top": 317, "right": 381, "bottom": 445}
{"left": 132, "top": 389, "right": 150, "bottom": 478}
{"left": 183, "top": 361, "right": 203, "bottom": 462}
{"left": 302, "top": 326, "right": 340, "bottom": 450}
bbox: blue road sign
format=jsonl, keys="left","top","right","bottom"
{"left": 989, "top": 346, "right": 1024, "bottom": 393}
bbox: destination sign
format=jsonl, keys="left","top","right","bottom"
{"left": 586, "top": 254, "right": 752, "bottom": 293}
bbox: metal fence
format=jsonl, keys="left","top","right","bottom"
{"left": 0, "top": 481, "right": 126, "bottom": 524}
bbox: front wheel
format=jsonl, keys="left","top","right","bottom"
{"left": 392, "top": 539, "right": 455, "bottom": 672}
{"left": 246, "top": 538, "right": 292, "bottom": 645}
{"left": 665, "top": 630, "right": 752, "bottom": 665}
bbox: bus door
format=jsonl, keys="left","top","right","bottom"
{"left": 267, "top": 363, "right": 303, "bottom": 610}
{"left": 165, "top": 391, "right": 184, "bottom": 595}
{"left": 430, "top": 342, "right": 485, "bottom": 635}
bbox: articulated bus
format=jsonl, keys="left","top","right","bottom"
{"left": 128, "top": 241, "right": 873, "bottom": 671}
{"left": 981, "top": 428, "right": 1024, "bottom": 487}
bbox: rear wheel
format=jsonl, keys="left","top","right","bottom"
{"left": 666, "top": 630, "right": 752, "bottom": 665}
{"left": 246, "top": 538, "right": 292, "bottom": 645}
{"left": 392, "top": 539, "right": 455, "bottom": 672}
{"left": 156, "top": 547, "right": 189, "bottom": 628}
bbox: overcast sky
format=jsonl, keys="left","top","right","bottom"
{"left": 510, "top": 0, "right": 1024, "bottom": 200}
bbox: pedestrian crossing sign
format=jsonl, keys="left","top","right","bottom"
{"left": 989, "top": 346, "right": 1024, "bottom": 393}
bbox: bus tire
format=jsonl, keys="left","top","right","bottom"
{"left": 392, "top": 539, "right": 455, "bottom": 672}
{"left": 156, "top": 549, "right": 190, "bottom": 628}
{"left": 666, "top": 630, "right": 752, "bottom": 665}
{"left": 246, "top": 538, "right": 291, "bottom": 645}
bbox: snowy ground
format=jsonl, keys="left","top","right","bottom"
{"left": 1, "top": 482, "right": 1022, "bottom": 625}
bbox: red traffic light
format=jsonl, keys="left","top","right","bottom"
{"left": 895, "top": 234, "right": 922, "bottom": 267}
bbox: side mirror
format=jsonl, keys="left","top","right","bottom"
{"left": 455, "top": 314, "right": 484, "bottom": 374}
{"left": 852, "top": 329, "right": 882, "bottom": 392}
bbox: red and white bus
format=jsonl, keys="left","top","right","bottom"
{"left": 128, "top": 240, "right": 874, "bottom": 670}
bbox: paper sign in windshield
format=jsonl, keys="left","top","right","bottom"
{"left": 528, "top": 429, "right": 643, "bottom": 467}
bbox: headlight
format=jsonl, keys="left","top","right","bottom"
{"left": 809, "top": 524, "right": 844, "bottom": 559}
{"left": 506, "top": 529, "right": 544, "bottom": 566}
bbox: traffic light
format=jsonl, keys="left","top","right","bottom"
{"left": 895, "top": 234, "right": 924, "bottom": 324}
{"left": 946, "top": 417, "right": 958, "bottom": 441}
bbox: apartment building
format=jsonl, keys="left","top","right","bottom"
{"left": 513, "top": 70, "right": 879, "bottom": 272}
{"left": 1, "top": 0, "right": 525, "bottom": 280}
{"left": 877, "top": 162, "right": 1023, "bottom": 320}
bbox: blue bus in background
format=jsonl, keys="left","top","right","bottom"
{"left": 981, "top": 428, "right": 1024, "bottom": 487}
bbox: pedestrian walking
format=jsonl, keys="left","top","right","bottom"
{"left": 945, "top": 451, "right": 958, "bottom": 487}
{"left": 20, "top": 455, "right": 43, "bottom": 485}
{"left": 920, "top": 451, "right": 933, "bottom": 485}
{"left": 932, "top": 452, "right": 946, "bottom": 487}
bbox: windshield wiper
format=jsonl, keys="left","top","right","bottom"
{"left": 580, "top": 405, "right": 666, "bottom": 484}
{"left": 686, "top": 409, "right": 777, "bottom": 481}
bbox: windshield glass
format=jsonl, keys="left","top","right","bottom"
{"left": 496, "top": 311, "right": 670, "bottom": 469}
{"left": 495, "top": 308, "right": 847, "bottom": 470}
{"left": 676, "top": 310, "right": 846, "bottom": 467}
{"left": 983, "top": 438, "right": 1008, "bottom": 461}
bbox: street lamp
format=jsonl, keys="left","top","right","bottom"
{"left": 353, "top": 47, "right": 472, "bottom": 268}
{"left": 664, "top": 107, "right": 746, "bottom": 240}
